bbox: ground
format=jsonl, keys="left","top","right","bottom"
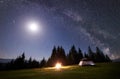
{"left": 0, "top": 63, "right": 120, "bottom": 79}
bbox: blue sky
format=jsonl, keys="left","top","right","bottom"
{"left": 0, "top": 0, "right": 120, "bottom": 60}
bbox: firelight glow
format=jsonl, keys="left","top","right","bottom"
{"left": 55, "top": 63, "right": 62, "bottom": 69}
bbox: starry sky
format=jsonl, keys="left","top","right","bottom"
{"left": 0, "top": 0, "right": 120, "bottom": 60}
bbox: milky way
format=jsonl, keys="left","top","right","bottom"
{"left": 0, "top": 0, "right": 120, "bottom": 60}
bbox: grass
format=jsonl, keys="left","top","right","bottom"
{"left": 0, "top": 63, "right": 120, "bottom": 79}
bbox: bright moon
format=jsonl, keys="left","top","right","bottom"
{"left": 28, "top": 22, "right": 39, "bottom": 33}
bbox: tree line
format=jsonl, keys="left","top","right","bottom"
{"left": 47, "top": 45, "right": 111, "bottom": 67}
{"left": 0, "top": 45, "right": 111, "bottom": 70}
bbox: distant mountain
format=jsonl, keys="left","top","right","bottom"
{"left": 113, "top": 58, "right": 120, "bottom": 62}
{"left": 0, "top": 58, "right": 12, "bottom": 63}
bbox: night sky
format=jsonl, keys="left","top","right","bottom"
{"left": 0, "top": 0, "right": 120, "bottom": 60}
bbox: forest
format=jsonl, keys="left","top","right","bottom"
{"left": 0, "top": 45, "right": 111, "bottom": 70}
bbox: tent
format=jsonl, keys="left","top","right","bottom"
{"left": 79, "top": 58, "right": 95, "bottom": 66}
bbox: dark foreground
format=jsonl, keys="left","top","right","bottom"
{"left": 0, "top": 63, "right": 120, "bottom": 79}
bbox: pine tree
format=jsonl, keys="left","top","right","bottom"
{"left": 105, "top": 55, "right": 111, "bottom": 62}
{"left": 48, "top": 46, "right": 57, "bottom": 66}
{"left": 88, "top": 46, "right": 95, "bottom": 61}
{"left": 47, "top": 46, "right": 67, "bottom": 66}
{"left": 57, "top": 46, "right": 67, "bottom": 65}
{"left": 95, "top": 47, "right": 106, "bottom": 62}
{"left": 76, "top": 48, "right": 83, "bottom": 63}
{"left": 31, "top": 59, "right": 39, "bottom": 68}
{"left": 28, "top": 57, "right": 32, "bottom": 68}
{"left": 67, "top": 45, "right": 78, "bottom": 65}
{"left": 84, "top": 52, "right": 88, "bottom": 58}
{"left": 13, "top": 53, "right": 26, "bottom": 69}
{"left": 40, "top": 57, "right": 46, "bottom": 67}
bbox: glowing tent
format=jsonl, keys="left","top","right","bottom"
{"left": 79, "top": 58, "right": 95, "bottom": 66}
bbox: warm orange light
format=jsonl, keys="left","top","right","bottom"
{"left": 55, "top": 63, "right": 62, "bottom": 69}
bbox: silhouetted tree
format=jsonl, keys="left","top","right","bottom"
{"left": 5, "top": 53, "right": 40, "bottom": 70}
{"left": 95, "top": 47, "right": 106, "bottom": 62}
{"left": 76, "top": 48, "right": 83, "bottom": 63}
{"left": 0, "top": 45, "right": 112, "bottom": 70}
{"left": 31, "top": 59, "right": 39, "bottom": 68}
{"left": 105, "top": 55, "right": 111, "bottom": 62}
{"left": 6, "top": 59, "right": 14, "bottom": 70}
{"left": 28, "top": 57, "right": 32, "bottom": 64}
{"left": 57, "top": 46, "right": 67, "bottom": 65}
{"left": 47, "top": 46, "right": 67, "bottom": 66}
{"left": 84, "top": 52, "right": 89, "bottom": 58}
{"left": 27, "top": 57, "right": 33, "bottom": 68}
{"left": 47, "top": 46, "right": 57, "bottom": 66}
{"left": 67, "top": 45, "right": 78, "bottom": 65}
{"left": 88, "top": 46, "right": 95, "bottom": 61}
{"left": 13, "top": 53, "right": 26, "bottom": 69}
{"left": 40, "top": 57, "right": 46, "bottom": 68}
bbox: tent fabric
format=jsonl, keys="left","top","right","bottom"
{"left": 79, "top": 58, "right": 95, "bottom": 66}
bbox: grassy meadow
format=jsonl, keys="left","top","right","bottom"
{"left": 0, "top": 63, "right": 120, "bottom": 79}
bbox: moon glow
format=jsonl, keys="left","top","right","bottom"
{"left": 28, "top": 22, "right": 39, "bottom": 33}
